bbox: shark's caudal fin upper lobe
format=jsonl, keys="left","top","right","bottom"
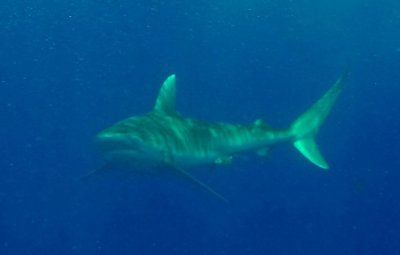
{"left": 290, "top": 72, "right": 348, "bottom": 169}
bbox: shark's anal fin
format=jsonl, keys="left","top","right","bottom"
{"left": 256, "top": 147, "right": 269, "bottom": 157}
{"left": 174, "top": 167, "right": 228, "bottom": 203}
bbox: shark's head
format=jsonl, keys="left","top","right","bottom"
{"left": 96, "top": 74, "right": 178, "bottom": 169}
{"left": 96, "top": 116, "right": 164, "bottom": 167}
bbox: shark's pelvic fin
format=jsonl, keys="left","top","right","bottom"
{"left": 215, "top": 156, "right": 233, "bottom": 165}
{"left": 291, "top": 72, "right": 348, "bottom": 169}
{"left": 174, "top": 166, "right": 228, "bottom": 203}
{"left": 154, "top": 74, "right": 177, "bottom": 115}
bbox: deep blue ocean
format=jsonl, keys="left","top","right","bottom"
{"left": 1, "top": 0, "right": 400, "bottom": 254}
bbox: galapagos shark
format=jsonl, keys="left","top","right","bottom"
{"left": 94, "top": 73, "right": 347, "bottom": 201}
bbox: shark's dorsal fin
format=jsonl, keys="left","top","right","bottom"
{"left": 154, "top": 74, "right": 176, "bottom": 115}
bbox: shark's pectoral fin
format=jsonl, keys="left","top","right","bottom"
{"left": 174, "top": 167, "right": 228, "bottom": 203}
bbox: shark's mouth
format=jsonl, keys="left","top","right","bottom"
{"left": 96, "top": 135, "right": 142, "bottom": 163}
{"left": 96, "top": 133, "right": 141, "bottom": 153}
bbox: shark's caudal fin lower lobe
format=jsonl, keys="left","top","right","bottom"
{"left": 290, "top": 72, "right": 348, "bottom": 169}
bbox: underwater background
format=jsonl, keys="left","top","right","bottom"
{"left": 1, "top": 0, "right": 400, "bottom": 254}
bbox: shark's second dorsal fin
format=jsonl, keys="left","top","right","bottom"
{"left": 253, "top": 119, "right": 270, "bottom": 129}
{"left": 153, "top": 74, "right": 176, "bottom": 115}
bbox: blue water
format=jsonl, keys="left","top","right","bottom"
{"left": 1, "top": 0, "right": 400, "bottom": 254}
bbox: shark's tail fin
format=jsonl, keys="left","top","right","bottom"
{"left": 290, "top": 72, "right": 348, "bottom": 169}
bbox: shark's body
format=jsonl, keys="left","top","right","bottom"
{"left": 95, "top": 74, "right": 347, "bottom": 200}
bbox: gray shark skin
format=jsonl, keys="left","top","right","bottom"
{"left": 95, "top": 73, "right": 347, "bottom": 200}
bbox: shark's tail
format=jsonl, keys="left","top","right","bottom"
{"left": 290, "top": 72, "right": 348, "bottom": 169}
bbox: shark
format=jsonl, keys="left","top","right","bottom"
{"left": 94, "top": 73, "right": 347, "bottom": 201}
